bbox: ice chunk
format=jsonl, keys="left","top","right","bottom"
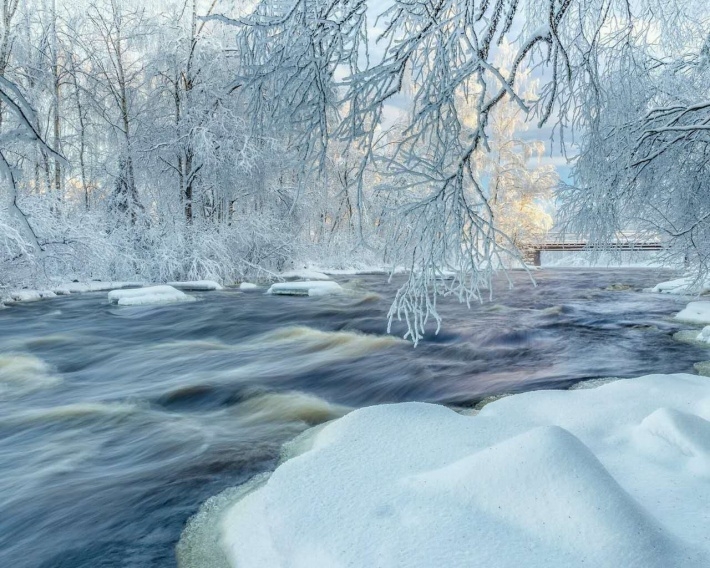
{"left": 675, "top": 301, "right": 710, "bottom": 324}
{"left": 190, "top": 374, "right": 710, "bottom": 568}
{"left": 107, "top": 285, "right": 195, "bottom": 306}
{"left": 279, "top": 269, "right": 331, "bottom": 281}
{"left": 167, "top": 280, "right": 223, "bottom": 291}
{"left": 239, "top": 282, "right": 259, "bottom": 290}
{"left": 267, "top": 281, "right": 343, "bottom": 297}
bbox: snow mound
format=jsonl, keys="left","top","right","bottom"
{"left": 267, "top": 281, "right": 343, "bottom": 297}
{"left": 167, "top": 280, "right": 223, "bottom": 291}
{"left": 650, "top": 277, "right": 710, "bottom": 295}
{"left": 8, "top": 290, "right": 43, "bottom": 302}
{"left": 239, "top": 282, "right": 259, "bottom": 290}
{"left": 187, "top": 373, "right": 710, "bottom": 568}
{"left": 279, "top": 269, "right": 331, "bottom": 281}
{"left": 675, "top": 301, "right": 710, "bottom": 324}
{"left": 107, "top": 285, "right": 195, "bottom": 306}
{"left": 697, "top": 326, "right": 710, "bottom": 344}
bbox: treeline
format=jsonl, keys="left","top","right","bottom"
{"left": 0, "top": 0, "right": 384, "bottom": 286}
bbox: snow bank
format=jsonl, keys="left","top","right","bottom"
{"left": 1, "top": 289, "right": 60, "bottom": 304}
{"left": 239, "top": 282, "right": 259, "bottom": 290}
{"left": 53, "top": 281, "right": 142, "bottom": 294}
{"left": 267, "top": 281, "right": 343, "bottom": 297}
{"left": 675, "top": 301, "right": 710, "bottom": 325}
{"left": 0, "top": 281, "right": 146, "bottom": 307}
{"left": 279, "top": 269, "right": 331, "bottom": 281}
{"left": 167, "top": 280, "right": 223, "bottom": 291}
{"left": 107, "top": 285, "right": 195, "bottom": 306}
{"left": 199, "top": 373, "right": 710, "bottom": 568}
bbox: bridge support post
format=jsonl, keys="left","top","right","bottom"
{"left": 532, "top": 250, "right": 541, "bottom": 267}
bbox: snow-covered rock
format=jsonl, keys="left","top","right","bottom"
{"left": 279, "top": 269, "right": 331, "bottom": 281}
{"left": 697, "top": 326, "right": 710, "bottom": 344}
{"left": 651, "top": 277, "right": 710, "bottom": 295}
{"left": 167, "top": 280, "right": 223, "bottom": 291}
{"left": 675, "top": 301, "right": 710, "bottom": 325}
{"left": 194, "top": 373, "right": 710, "bottom": 568}
{"left": 267, "top": 281, "right": 343, "bottom": 297}
{"left": 9, "top": 290, "right": 43, "bottom": 302}
{"left": 107, "top": 285, "right": 195, "bottom": 306}
{"left": 239, "top": 282, "right": 259, "bottom": 290}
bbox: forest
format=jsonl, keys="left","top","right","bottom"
{"left": 1, "top": 0, "right": 709, "bottom": 337}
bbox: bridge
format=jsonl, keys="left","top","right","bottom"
{"left": 523, "top": 233, "right": 664, "bottom": 266}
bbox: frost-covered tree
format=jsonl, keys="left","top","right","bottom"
{"left": 560, "top": 20, "right": 710, "bottom": 283}
{"left": 0, "top": 76, "right": 65, "bottom": 264}
{"left": 220, "top": 0, "right": 694, "bottom": 340}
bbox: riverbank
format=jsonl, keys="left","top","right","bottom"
{"left": 181, "top": 372, "right": 710, "bottom": 568}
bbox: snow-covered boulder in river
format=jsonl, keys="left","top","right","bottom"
{"left": 184, "top": 373, "right": 710, "bottom": 568}
{"left": 239, "top": 282, "right": 259, "bottom": 290}
{"left": 108, "top": 285, "right": 195, "bottom": 306}
{"left": 675, "top": 301, "right": 710, "bottom": 325}
{"left": 267, "top": 281, "right": 343, "bottom": 297}
{"left": 279, "top": 269, "right": 331, "bottom": 281}
{"left": 650, "top": 277, "right": 710, "bottom": 295}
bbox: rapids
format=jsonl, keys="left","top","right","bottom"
{"left": 0, "top": 269, "right": 707, "bottom": 567}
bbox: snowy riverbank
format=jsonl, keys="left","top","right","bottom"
{"left": 181, "top": 373, "right": 710, "bottom": 568}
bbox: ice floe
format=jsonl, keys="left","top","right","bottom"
{"left": 675, "top": 301, "right": 710, "bottom": 325}
{"left": 239, "top": 282, "right": 259, "bottom": 290}
{"left": 184, "top": 373, "right": 710, "bottom": 568}
{"left": 107, "top": 285, "right": 196, "bottom": 306}
{"left": 267, "top": 281, "right": 343, "bottom": 297}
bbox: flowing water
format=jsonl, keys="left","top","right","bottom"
{"left": 1, "top": 268, "right": 708, "bottom": 567}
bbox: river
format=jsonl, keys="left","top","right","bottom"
{"left": 0, "top": 268, "right": 707, "bottom": 567}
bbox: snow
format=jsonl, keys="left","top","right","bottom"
{"left": 652, "top": 277, "right": 693, "bottom": 294}
{"left": 53, "top": 281, "right": 142, "bottom": 294}
{"left": 675, "top": 301, "right": 710, "bottom": 325}
{"left": 208, "top": 373, "right": 710, "bottom": 568}
{"left": 697, "top": 326, "right": 710, "bottom": 344}
{"left": 107, "top": 285, "right": 196, "bottom": 306}
{"left": 167, "top": 280, "right": 223, "bottom": 291}
{"left": 267, "top": 281, "right": 343, "bottom": 297}
{"left": 310, "top": 265, "right": 408, "bottom": 276}
{"left": 650, "top": 277, "right": 710, "bottom": 295}
{"left": 9, "top": 290, "right": 43, "bottom": 302}
{"left": 239, "top": 282, "right": 259, "bottom": 290}
{"left": 279, "top": 269, "right": 332, "bottom": 281}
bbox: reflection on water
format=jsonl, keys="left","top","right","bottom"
{"left": 0, "top": 269, "right": 707, "bottom": 567}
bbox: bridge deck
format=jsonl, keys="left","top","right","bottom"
{"left": 524, "top": 239, "right": 664, "bottom": 266}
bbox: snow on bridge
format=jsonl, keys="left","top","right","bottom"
{"left": 523, "top": 232, "right": 664, "bottom": 266}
